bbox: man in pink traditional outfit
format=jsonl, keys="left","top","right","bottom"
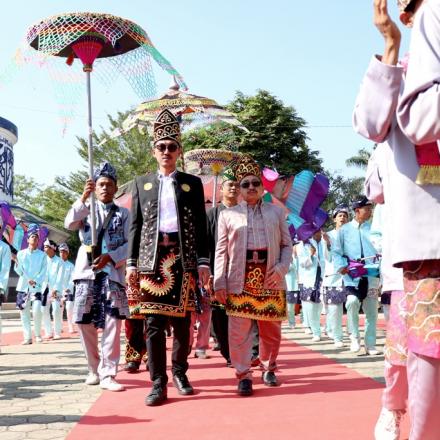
{"left": 353, "top": 0, "right": 440, "bottom": 439}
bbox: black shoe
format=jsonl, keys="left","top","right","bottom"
{"left": 226, "top": 359, "right": 232, "bottom": 368}
{"left": 145, "top": 383, "right": 167, "bottom": 406}
{"left": 262, "top": 371, "right": 278, "bottom": 387}
{"left": 237, "top": 379, "right": 253, "bottom": 396}
{"left": 172, "top": 374, "right": 194, "bottom": 395}
{"left": 213, "top": 342, "right": 221, "bottom": 351}
{"left": 124, "top": 361, "right": 140, "bottom": 373}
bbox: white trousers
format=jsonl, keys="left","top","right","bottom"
{"left": 78, "top": 314, "right": 122, "bottom": 380}
{"left": 42, "top": 297, "right": 63, "bottom": 337}
{"left": 302, "top": 301, "right": 321, "bottom": 337}
{"left": 20, "top": 299, "right": 42, "bottom": 341}
{"left": 65, "top": 300, "right": 75, "bottom": 332}
{"left": 326, "top": 303, "right": 344, "bottom": 342}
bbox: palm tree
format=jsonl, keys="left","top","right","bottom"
{"left": 345, "top": 147, "right": 372, "bottom": 170}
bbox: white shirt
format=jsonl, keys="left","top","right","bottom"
{"left": 159, "top": 171, "right": 178, "bottom": 233}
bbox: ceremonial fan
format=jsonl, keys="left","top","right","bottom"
{"left": 24, "top": 12, "right": 186, "bottom": 248}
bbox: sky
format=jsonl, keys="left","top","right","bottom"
{"left": 0, "top": 0, "right": 411, "bottom": 187}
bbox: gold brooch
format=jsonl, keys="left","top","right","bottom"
{"left": 144, "top": 182, "right": 153, "bottom": 191}
{"left": 181, "top": 183, "right": 190, "bottom": 192}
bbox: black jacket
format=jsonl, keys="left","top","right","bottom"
{"left": 127, "top": 171, "right": 209, "bottom": 273}
{"left": 206, "top": 203, "right": 227, "bottom": 273}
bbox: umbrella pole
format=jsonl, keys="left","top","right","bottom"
{"left": 86, "top": 70, "right": 97, "bottom": 248}
{"left": 212, "top": 174, "right": 218, "bottom": 208}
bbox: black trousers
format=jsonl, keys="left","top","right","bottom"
{"left": 211, "top": 306, "right": 230, "bottom": 362}
{"left": 146, "top": 312, "right": 191, "bottom": 386}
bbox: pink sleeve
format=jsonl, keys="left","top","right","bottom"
{"left": 213, "top": 211, "right": 228, "bottom": 291}
{"left": 364, "top": 147, "right": 385, "bottom": 204}
{"left": 397, "top": 0, "right": 440, "bottom": 145}
{"left": 353, "top": 56, "right": 403, "bottom": 143}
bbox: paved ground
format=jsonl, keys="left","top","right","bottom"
{"left": 0, "top": 316, "right": 386, "bottom": 439}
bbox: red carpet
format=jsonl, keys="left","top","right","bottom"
{"left": 66, "top": 336, "right": 409, "bottom": 440}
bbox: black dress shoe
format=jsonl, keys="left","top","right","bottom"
{"left": 237, "top": 379, "right": 253, "bottom": 396}
{"left": 145, "top": 383, "right": 167, "bottom": 406}
{"left": 172, "top": 374, "right": 194, "bottom": 395}
{"left": 262, "top": 371, "right": 278, "bottom": 387}
{"left": 124, "top": 361, "right": 140, "bottom": 373}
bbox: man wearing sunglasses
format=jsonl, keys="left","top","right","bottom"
{"left": 214, "top": 155, "right": 292, "bottom": 396}
{"left": 126, "top": 108, "right": 210, "bottom": 407}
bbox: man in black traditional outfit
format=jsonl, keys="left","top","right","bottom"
{"left": 126, "top": 108, "right": 210, "bottom": 406}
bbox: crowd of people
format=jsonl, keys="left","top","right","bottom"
{"left": 0, "top": 0, "right": 439, "bottom": 439}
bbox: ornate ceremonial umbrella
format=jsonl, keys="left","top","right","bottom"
{"left": 112, "top": 77, "right": 247, "bottom": 137}
{"left": 25, "top": 12, "right": 186, "bottom": 248}
{"left": 184, "top": 148, "right": 243, "bottom": 207}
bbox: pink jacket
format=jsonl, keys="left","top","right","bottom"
{"left": 353, "top": 55, "right": 440, "bottom": 266}
{"left": 214, "top": 201, "right": 292, "bottom": 294}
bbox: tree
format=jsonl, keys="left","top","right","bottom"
{"left": 345, "top": 147, "right": 372, "bottom": 170}
{"left": 13, "top": 91, "right": 325, "bottom": 249}
{"left": 56, "top": 111, "right": 156, "bottom": 196}
{"left": 13, "top": 174, "right": 43, "bottom": 210}
{"left": 324, "top": 172, "right": 364, "bottom": 211}
{"left": 183, "top": 90, "right": 322, "bottom": 175}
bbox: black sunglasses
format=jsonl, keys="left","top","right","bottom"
{"left": 240, "top": 180, "right": 262, "bottom": 189}
{"left": 155, "top": 143, "right": 179, "bottom": 153}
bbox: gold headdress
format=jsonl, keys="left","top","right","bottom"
{"left": 234, "top": 154, "right": 261, "bottom": 182}
{"left": 153, "top": 108, "right": 182, "bottom": 147}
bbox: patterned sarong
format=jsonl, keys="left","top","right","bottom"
{"left": 73, "top": 272, "right": 128, "bottom": 329}
{"left": 384, "top": 290, "right": 408, "bottom": 366}
{"left": 226, "top": 257, "right": 286, "bottom": 321}
{"left": 128, "top": 245, "right": 196, "bottom": 318}
{"left": 401, "top": 260, "right": 440, "bottom": 359}
{"left": 323, "top": 286, "right": 346, "bottom": 305}
{"left": 124, "top": 318, "right": 148, "bottom": 364}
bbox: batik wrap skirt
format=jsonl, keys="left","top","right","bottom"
{"left": 73, "top": 272, "right": 129, "bottom": 329}
{"left": 128, "top": 245, "right": 197, "bottom": 318}
{"left": 323, "top": 286, "right": 346, "bottom": 305}
{"left": 384, "top": 290, "right": 408, "bottom": 366}
{"left": 401, "top": 260, "right": 440, "bottom": 359}
{"left": 226, "top": 252, "right": 286, "bottom": 321}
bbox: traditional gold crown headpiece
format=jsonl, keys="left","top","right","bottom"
{"left": 153, "top": 108, "right": 182, "bottom": 147}
{"left": 234, "top": 154, "right": 261, "bottom": 182}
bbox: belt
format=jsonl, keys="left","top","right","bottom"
{"left": 158, "top": 231, "right": 179, "bottom": 247}
{"left": 246, "top": 249, "right": 267, "bottom": 263}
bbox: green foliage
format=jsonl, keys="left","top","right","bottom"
{"left": 324, "top": 172, "right": 364, "bottom": 212}
{"left": 73, "top": 111, "right": 157, "bottom": 185}
{"left": 182, "top": 90, "right": 322, "bottom": 175}
{"left": 13, "top": 91, "right": 362, "bottom": 252}
{"left": 345, "top": 147, "right": 372, "bottom": 170}
{"left": 13, "top": 174, "right": 43, "bottom": 211}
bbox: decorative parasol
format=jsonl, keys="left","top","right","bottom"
{"left": 111, "top": 77, "right": 247, "bottom": 138}
{"left": 24, "top": 12, "right": 186, "bottom": 249}
{"left": 184, "top": 148, "right": 243, "bottom": 207}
